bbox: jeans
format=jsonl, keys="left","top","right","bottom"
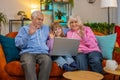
{"left": 54, "top": 55, "right": 75, "bottom": 68}
{"left": 20, "top": 53, "right": 52, "bottom": 80}
{"left": 75, "top": 51, "right": 103, "bottom": 74}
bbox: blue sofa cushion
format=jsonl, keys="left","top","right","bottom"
{"left": 0, "top": 35, "right": 20, "bottom": 63}
{"left": 96, "top": 33, "right": 117, "bottom": 59}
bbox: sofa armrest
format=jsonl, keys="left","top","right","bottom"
{"left": 0, "top": 45, "right": 11, "bottom": 79}
{"left": 0, "top": 45, "right": 7, "bottom": 67}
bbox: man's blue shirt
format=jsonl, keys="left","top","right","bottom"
{"left": 15, "top": 24, "right": 50, "bottom": 55}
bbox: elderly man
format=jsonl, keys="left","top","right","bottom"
{"left": 15, "top": 10, "right": 52, "bottom": 80}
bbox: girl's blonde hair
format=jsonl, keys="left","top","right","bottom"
{"left": 50, "top": 22, "right": 65, "bottom": 37}
{"left": 67, "top": 15, "right": 84, "bottom": 38}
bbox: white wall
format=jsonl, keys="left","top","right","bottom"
{"left": 117, "top": 0, "right": 120, "bottom": 24}
{"left": 0, "top": 0, "right": 31, "bottom": 35}
{"left": 72, "top": 0, "right": 117, "bottom": 23}
{"left": 0, "top": 0, "right": 118, "bottom": 35}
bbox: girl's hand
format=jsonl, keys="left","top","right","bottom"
{"left": 49, "top": 32, "right": 55, "bottom": 39}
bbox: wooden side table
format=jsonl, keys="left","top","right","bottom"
{"left": 103, "top": 67, "right": 120, "bottom": 80}
{"left": 63, "top": 70, "right": 104, "bottom": 80}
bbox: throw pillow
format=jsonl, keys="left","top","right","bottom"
{"left": 0, "top": 35, "right": 20, "bottom": 63}
{"left": 96, "top": 33, "right": 117, "bottom": 60}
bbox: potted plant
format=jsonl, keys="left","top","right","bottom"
{"left": 62, "top": 0, "right": 74, "bottom": 8}
{"left": 54, "top": 0, "right": 74, "bottom": 8}
{"left": 69, "top": 0, "right": 74, "bottom": 8}
{"left": 0, "top": 12, "right": 7, "bottom": 34}
{"left": 42, "top": 0, "right": 52, "bottom": 10}
{"left": 17, "top": 11, "right": 27, "bottom": 20}
{"left": 55, "top": 9, "right": 65, "bottom": 20}
{"left": 84, "top": 22, "right": 115, "bottom": 34}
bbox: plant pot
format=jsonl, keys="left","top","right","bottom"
{"left": 58, "top": 16, "right": 62, "bottom": 20}
{"left": 45, "top": 5, "right": 49, "bottom": 10}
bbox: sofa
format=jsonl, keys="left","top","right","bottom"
{"left": 0, "top": 31, "right": 120, "bottom": 80}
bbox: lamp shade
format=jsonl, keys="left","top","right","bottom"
{"left": 101, "top": 0, "right": 117, "bottom": 8}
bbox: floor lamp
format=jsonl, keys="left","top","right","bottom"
{"left": 101, "top": 0, "right": 117, "bottom": 34}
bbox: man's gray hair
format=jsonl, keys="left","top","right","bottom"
{"left": 31, "top": 10, "right": 43, "bottom": 19}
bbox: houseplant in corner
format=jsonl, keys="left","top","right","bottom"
{"left": 0, "top": 12, "right": 7, "bottom": 34}
{"left": 62, "top": 0, "right": 74, "bottom": 8}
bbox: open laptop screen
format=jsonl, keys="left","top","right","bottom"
{"left": 50, "top": 37, "right": 80, "bottom": 56}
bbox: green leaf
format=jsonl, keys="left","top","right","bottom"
{"left": 0, "top": 12, "right": 7, "bottom": 25}
{"left": 84, "top": 22, "right": 115, "bottom": 34}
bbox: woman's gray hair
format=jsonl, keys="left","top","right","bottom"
{"left": 67, "top": 15, "right": 83, "bottom": 28}
{"left": 31, "top": 10, "right": 43, "bottom": 19}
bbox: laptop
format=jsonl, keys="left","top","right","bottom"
{"left": 50, "top": 37, "right": 80, "bottom": 56}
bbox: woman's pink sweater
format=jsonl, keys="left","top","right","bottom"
{"left": 67, "top": 26, "right": 101, "bottom": 54}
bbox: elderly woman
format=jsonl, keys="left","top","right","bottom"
{"left": 67, "top": 15, "right": 103, "bottom": 74}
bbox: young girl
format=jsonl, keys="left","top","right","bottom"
{"left": 47, "top": 22, "right": 78, "bottom": 71}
